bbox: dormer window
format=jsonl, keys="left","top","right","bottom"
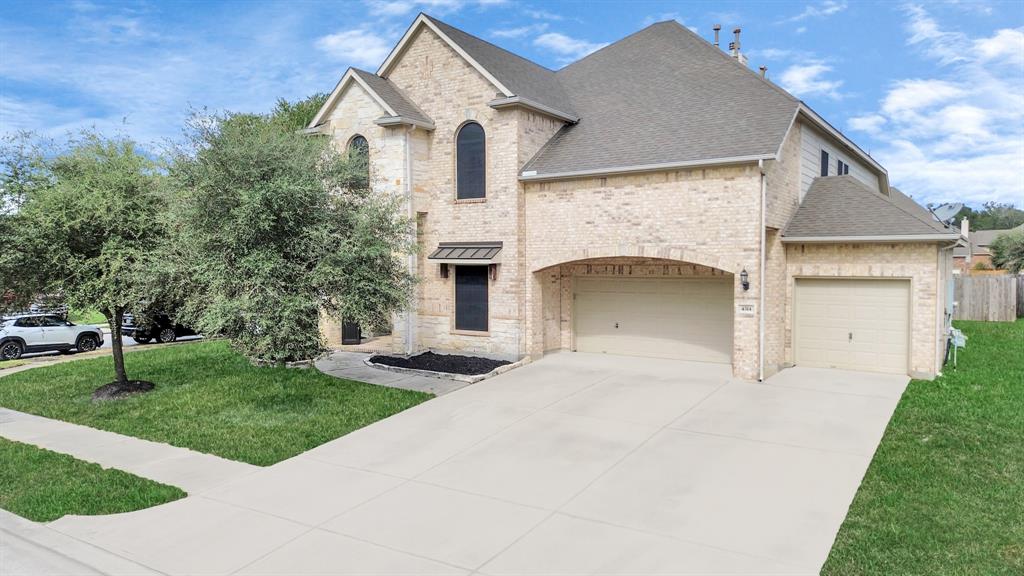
{"left": 456, "top": 122, "right": 485, "bottom": 200}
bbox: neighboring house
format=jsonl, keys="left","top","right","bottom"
{"left": 953, "top": 223, "right": 1024, "bottom": 272}
{"left": 311, "top": 13, "right": 961, "bottom": 380}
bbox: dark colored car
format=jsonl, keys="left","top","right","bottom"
{"left": 121, "top": 313, "right": 197, "bottom": 344}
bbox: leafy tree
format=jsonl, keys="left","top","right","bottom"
{"left": 955, "top": 202, "right": 1024, "bottom": 231}
{"left": 990, "top": 229, "right": 1024, "bottom": 273}
{"left": 164, "top": 106, "right": 413, "bottom": 363}
{"left": 269, "top": 93, "right": 329, "bottom": 132}
{"left": 0, "top": 132, "right": 166, "bottom": 384}
{"left": 0, "top": 131, "right": 52, "bottom": 215}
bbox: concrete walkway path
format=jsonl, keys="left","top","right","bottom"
{"left": 21, "top": 353, "right": 907, "bottom": 575}
{"left": 0, "top": 408, "right": 259, "bottom": 493}
{"left": 316, "top": 351, "right": 470, "bottom": 395}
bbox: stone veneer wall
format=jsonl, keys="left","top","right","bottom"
{"left": 785, "top": 242, "right": 941, "bottom": 378}
{"left": 523, "top": 165, "right": 764, "bottom": 379}
{"left": 384, "top": 26, "right": 564, "bottom": 359}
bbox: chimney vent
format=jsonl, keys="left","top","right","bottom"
{"left": 759, "top": 65, "right": 767, "bottom": 78}
{"left": 713, "top": 24, "right": 721, "bottom": 47}
{"left": 732, "top": 27, "right": 741, "bottom": 53}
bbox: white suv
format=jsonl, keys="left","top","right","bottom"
{"left": 0, "top": 314, "right": 104, "bottom": 360}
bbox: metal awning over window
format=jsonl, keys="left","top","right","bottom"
{"left": 428, "top": 241, "right": 502, "bottom": 265}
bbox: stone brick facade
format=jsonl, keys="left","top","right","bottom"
{"left": 314, "top": 20, "right": 947, "bottom": 381}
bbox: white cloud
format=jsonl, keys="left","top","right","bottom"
{"left": 315, "top": 29, "right": 394, "bottom": 67}
{"left": 848, "top": 114, "right": 886, "bottom": 135}
{"left": 780, "top": 1, "right": 847, "bottom": 23}
{"left": 490, "top": 23, "right": 547, "bottom": 39}
{"left": 534, "top": 32, "right": 607, "bottom": 62}
{"left": 779, "top": 62, "right": 844, "bottom": 99}
{"left": 524, "top": 8, "right": 563, "bottom": 21}
{"left": 851, "top": 7, "right": 1024, "bottom": 205}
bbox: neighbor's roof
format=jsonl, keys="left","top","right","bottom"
{"left": 422, "top": 15, "right": 576, "bottom": 119}
{"left": 783, "top": 176, "right": 959, "bottom": 241}
{"left": 521, "top": 21, "right": 800, "bottom": 178}
{"left": 954, "top": 224, "right": 1024, "bottom": 257}
{"left": 350, "top": 69, "right": 433, "bottom": 126}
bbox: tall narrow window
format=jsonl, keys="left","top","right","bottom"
{"left": 455, "top": 265, "right": 488, "bottom": 331}
{"left": 456, "top": 122, "right": 485, "bottom": 199}
{"left": 820, "top": 149, "right": 830, "bottom": 177}
{"left": 837, "top": 159, "right": 850, "bottom": 175}
{"left": 348, "top": 135, "right": 369, "bottom": 189}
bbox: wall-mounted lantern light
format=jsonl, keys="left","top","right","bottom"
{"left": 740, "top": 269, "right": 750, "bottom": 291}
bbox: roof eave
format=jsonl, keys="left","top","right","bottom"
{"left": 308, "top": 68, "right": 401, "bottom": 130}
{"left": 488, "top": 96, "right": 578, "bottom": 123}
{"left": 797, "top": 103, "right": 890, "bottom": 192}
{"left": 520, "top": 154, "right": 774, "bottom": 182}
{"left": 781, "top": 233, "right": 963, "bottom": 244}
{"left": 374, "top": 116, "right": 436, "bottom": 130}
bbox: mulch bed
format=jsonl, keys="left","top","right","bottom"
{"left": 92, "top": 380, "right": 155, "bottom": 402}
{"left": 369, "top": 351, "right": 510, "bottom": 376}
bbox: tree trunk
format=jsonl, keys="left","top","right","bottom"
{"left": 111, "top": 306, "right": 128, "bottom": 384}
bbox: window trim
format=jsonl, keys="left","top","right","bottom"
{"left": 455, "top": 121, "right": 486, "bottom": 201}
{"left": 820, "top": 149, "right": 830, "bottom": 177}
{"left": 453, "top": 264, "right": 489, "bottom": 333}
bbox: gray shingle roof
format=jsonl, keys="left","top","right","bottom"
{"left": 954, "top": 224, "right": 1024, "bottom": 257}
{"left": 351, "top": 68, "right": 433, "bottom": 125}
{"left": 521, "top": 21, "right": 799, "bottom": 176}
{"left": 424, "top": 15, "right": 576, "bottom": 118}
{"left": 783, "top": 176, "right": 959, "bottom": 239}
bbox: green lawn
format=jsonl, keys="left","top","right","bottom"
{"left": 0, "top": 437, "right": 185, "bottom": 522}
{"left": 0, "top": 341, "right": 431, "bottom": 466}
{"left": 68, "top": 308, "right": 108, "bottom": 325}
{"left": 823, "top": 319, "right": 1024, "bottom": 575}
{"left": 0, "top": 359, "right": 29, "bottom": 370}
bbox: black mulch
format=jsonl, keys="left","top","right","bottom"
{"left": 92, "top": 380, "right": 156, "bottom": 401}
{"left": 370, "top": 351, "right": 511, "bottom": 376}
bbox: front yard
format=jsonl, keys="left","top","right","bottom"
{"left": 0, "top": 437, "right": 185, "bottom": 521}
{"left": 824, "top": 319, "right": 1024, "bottom": 575}
{"left": 0, "top": 341, "right": 431, "bottom": 466}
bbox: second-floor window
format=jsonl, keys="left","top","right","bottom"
{"left": 820, "top": 149, "right": 829, "bottom": 177}
{"left": 837, "top": 159, "right": 850, "bottom": 175}
{"left": 456, "top": 122, "right": 485, "bottom": 200}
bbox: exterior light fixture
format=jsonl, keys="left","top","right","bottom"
{"left": 740, "top": 269, "right": 750, "bottom": 291}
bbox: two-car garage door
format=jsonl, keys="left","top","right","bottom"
{"left": 794, "top": 279, "right": 910, "bottom": 374}
{"left": 574, "top": 277, "right": 733, "bottom": 363}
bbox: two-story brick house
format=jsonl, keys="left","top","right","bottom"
{"left": 312, "top": 14, "right": 961, "bottom": 380}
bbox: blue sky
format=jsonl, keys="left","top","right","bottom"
{"left": 1, "top": 0, "right": 1022, "bottom": 206}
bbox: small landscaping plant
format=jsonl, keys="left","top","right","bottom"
{"left": 0, "top": 437, "right": 185, "bottom": 522}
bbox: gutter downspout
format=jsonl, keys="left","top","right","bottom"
{"left": 758, "top": 159, "right": 767, "bottom": 382}
{"left": 404, "top": 127, "right": 416, "bottom": 356}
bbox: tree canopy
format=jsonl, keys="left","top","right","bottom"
{"left": 955, "top": 202, "right": 1024, "bottom": 231}
{"left": 990, "top": 229, "right": 1024, "bottom": 274}
{"left": 163, "top": 101, "right": 413, "bottom": 362}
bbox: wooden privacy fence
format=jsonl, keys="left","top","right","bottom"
{"left": 954, "top": 275, "right": 1020, "bottom": 322}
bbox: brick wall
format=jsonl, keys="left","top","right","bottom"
{"left": 784, "top": 242, "right": 941, "bottom": 377}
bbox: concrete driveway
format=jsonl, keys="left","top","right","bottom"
{"left": 46, "top": 353, "right": 907, "bottom": 575}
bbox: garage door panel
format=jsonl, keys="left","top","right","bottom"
{"left": 795, "top": 279, "right": 909, "bottom": 375}
{"left": 574, "top": 277, "right": 732, "bottom": 363}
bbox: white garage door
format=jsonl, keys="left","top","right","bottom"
{"left": 794, "top": 279, "right": 910, "bottom": 374}
{"left": 574, "top": 277, "right": 733, "bottom": 363}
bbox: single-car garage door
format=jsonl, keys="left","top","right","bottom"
{"left": 574, "top": 277, "right": 733, "bottom": 363}
{"left": 794, "top": 278, "right": 910, "bottom": 374}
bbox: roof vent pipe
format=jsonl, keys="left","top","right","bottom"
{"left": 713, "top": 24, "right": 721, "bottom": 47}
{"left": 732, "top": 27, "right": 741, "bottom": 54}
{"left": 759, "top": 65, "right": 767, "bottom": 78}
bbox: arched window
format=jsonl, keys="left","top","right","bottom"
{"left": 348, "top": 134, "right": 369, "bottom": 189}
{"left": 456, "top": 122, "right": 485, "bottom": 200}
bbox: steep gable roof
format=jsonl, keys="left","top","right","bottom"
{"left": 309, "top": 68, "right": 433, "bottom": 130}
{"left": 783, "top": 176, "right": 959, "bottom": 241}
{"left": 376, "top": 14, "right": 576, "bottom": 120}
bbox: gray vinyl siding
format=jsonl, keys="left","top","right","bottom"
{"left": 799, "top": 122, "right": 878, "bottom": 199}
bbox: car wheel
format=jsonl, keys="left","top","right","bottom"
{"left": 0, "top": 341, "right": 23, "bottom": 361}
{"left": 156, "top": 327, "right": 177, "bottom": 343}
{"left": 76, "top": 334, "right": 99, "bottom": 352}
{"left": 132, "top": 335, "right": 152, "bottom": 344}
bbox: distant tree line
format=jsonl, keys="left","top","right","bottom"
{"left": 953, "top": 202, "right": 1024, "bottom": 231}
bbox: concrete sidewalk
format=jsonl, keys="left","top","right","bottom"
{"left": 0, "top": 408, "right": 258, "bottom": 493}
